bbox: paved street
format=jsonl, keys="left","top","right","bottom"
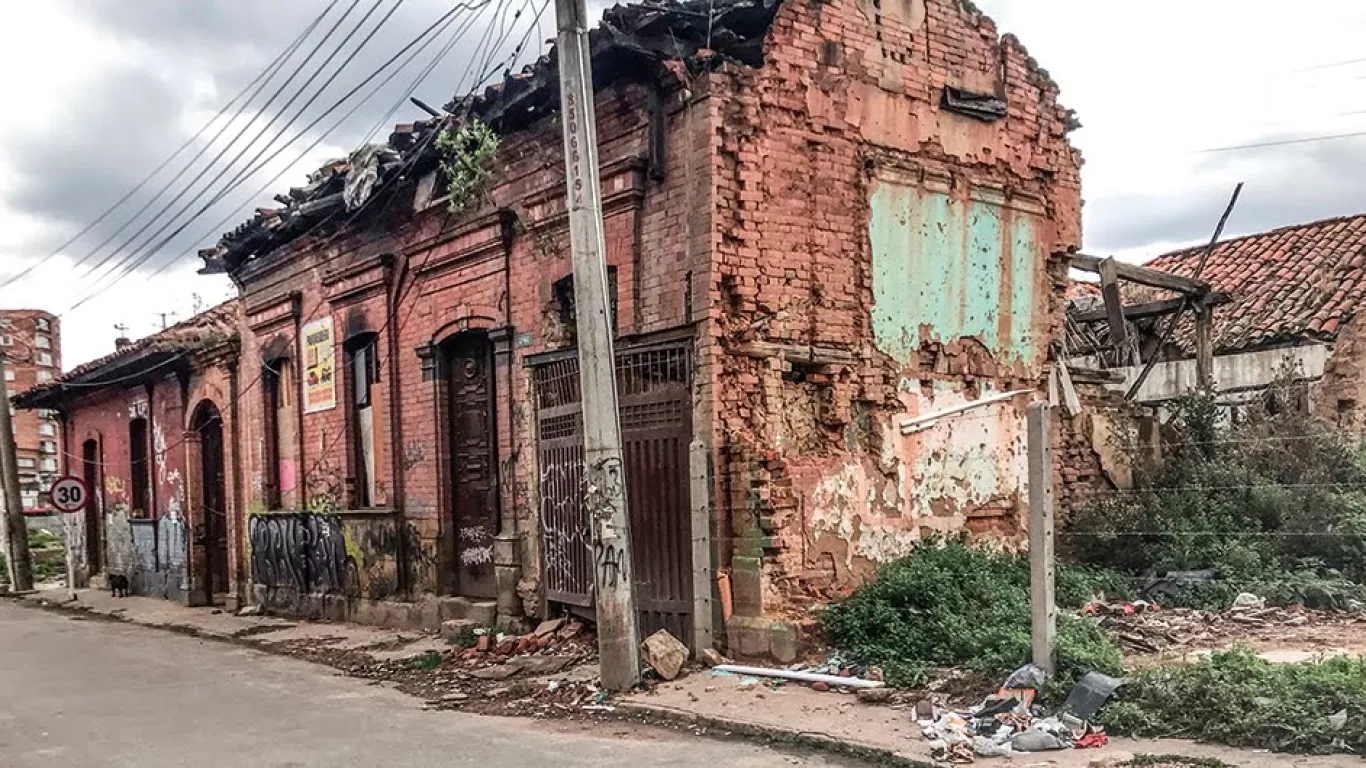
{"left": 0, "top": 602, "right": 851, "bottom": 768}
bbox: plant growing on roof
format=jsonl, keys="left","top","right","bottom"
{"left": 436, "top": 119, "right": 500, "bottom": 214}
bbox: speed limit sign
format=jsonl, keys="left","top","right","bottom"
{"left": 49, "top": 476, "right": 89, "bottom": 514}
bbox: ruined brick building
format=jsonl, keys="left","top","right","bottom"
{"left": 15, "top": 305, "right": 239, "bottom": 601}
{"left": 18, "top": 0, "right": 1082, "bottom": 657}
{"left": 0, "top": 310, "right": 62, "bottom": 513}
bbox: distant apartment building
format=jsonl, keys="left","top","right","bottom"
{"left": 1, "top": 310, "right": 62, "bottom": 511}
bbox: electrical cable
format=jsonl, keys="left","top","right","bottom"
{"left": 0, "top": 0, "right": 343, "bottom": 291}
{"left": 64, "top": 0, "right": 395, "bottom": 308}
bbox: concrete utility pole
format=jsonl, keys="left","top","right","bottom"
{"left": 0, "top": 354, "right": 34, "bottom": 592}
{"left": 554, "top": 0, "right": 641, "bottom": 690}
{"left": 1026, "top": 401, "right": 1056, "bottom": 675}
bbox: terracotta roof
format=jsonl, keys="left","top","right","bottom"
{"left": 1066, "top": 280, "right": 1101, "bottom": 299}
{"left": 1143, "top": 213, "right": 1366, "bottom": 353}
{"left": 13, "top": 300, "right": 239, "bottom": 408}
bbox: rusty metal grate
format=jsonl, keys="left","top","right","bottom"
{"left": 533, "top": 342, "right": 695, "bottom": 646}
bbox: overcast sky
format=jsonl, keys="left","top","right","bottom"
{"left": 2, "top": 0, "right": 1366, "bottom": 369}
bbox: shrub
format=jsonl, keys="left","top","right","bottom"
{"left": 1102, "top": 649, "right": 1366, "bottom": 755}
{"left": 1064, "top": 387, "right": 1366, "bottom": 608}
{"left": 820, "top": 537, "right": 1122, "bottom": 688}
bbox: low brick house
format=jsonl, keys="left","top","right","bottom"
{"left": 190, "top": 0, "right": 1080, "bottom": 654}
{"left": 14, "top": 304, "right": 240, "bottom": 604}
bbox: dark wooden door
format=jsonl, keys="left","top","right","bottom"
{"left": 81, "top": 440, "right": 102, "bottom": 573}
{"left": 198, "top": 410, "right": 229, "bottom": 599}
{"left": 445, "top": 334, "right": 498, "bottom": 598}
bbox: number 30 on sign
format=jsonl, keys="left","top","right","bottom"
{"left": 49, "top": 476, "right": 89, "bottom": 513}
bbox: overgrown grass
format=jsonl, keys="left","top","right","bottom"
{"left": 820, "top": 537, "right": 1122, "bottom": 689}
{"left": 1102, "top": 649, "right": 1366, "bottom": 755}
{"left": 1066, "top": 386, "right": 1366, "bottom": 610}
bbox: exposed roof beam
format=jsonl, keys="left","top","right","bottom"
{"left": 1068, "top": 292, "right": 1233, "bottom": 325}
{"left": 1070, "top": 253, "right": 1211, "bottom": 295}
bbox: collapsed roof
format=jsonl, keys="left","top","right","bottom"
{"left": 199, "top": 0, "right": 782, "bottom": 278}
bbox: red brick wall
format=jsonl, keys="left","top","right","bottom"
{"left": 234, "top": 79, "right": 710, "bottom": 612}
{"left": 53, "top": 356, "right": 241, "bottom": 604}
{"left": 699, "top": 0, "right": 1082, "bottom": 616}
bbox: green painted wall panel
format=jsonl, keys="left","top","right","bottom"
{"left": 869, "top": 180, "right": 1042, "bottom": 366}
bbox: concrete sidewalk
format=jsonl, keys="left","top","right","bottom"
{"left": 11, "top": 587, "right": 1358, "bottom": 767}
{"left": 624, "top": 666, "right": 1357, "bottom": 768}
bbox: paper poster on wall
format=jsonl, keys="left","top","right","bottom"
{"left": 302, "top": 317, "right": 337, "bottom": 413}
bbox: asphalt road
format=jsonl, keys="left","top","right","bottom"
{"left": 0, "top": 602, "right": 851, "bottom": 767}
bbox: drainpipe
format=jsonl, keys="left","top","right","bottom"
{"left": 289, "top": 292, "right": 307, "bottom": 506}
{"left": 383, "top": 253, "right": 410, "bottom": 595}
{"left": 228, "top": 355, "right": 246, "bottom": 608}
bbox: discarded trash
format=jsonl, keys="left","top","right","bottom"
{"left": 1061, "top": 672, "right": 1125, "bottom": 723}
{"left": 1232, "top": 592, "right": 1266, "bottom": 610}
{"left": 971, "top": 735, "right": 1013, "bottom": 757}
{"left": 1011, "top": 717, "right": 1073, "bottom": 752}
{"left": 710, "top": 664, "right": 886, "bottom": 689}
{"left": 1075, "top": 731, "right": 1109, "bottom": 749}
{"left": 1003, "top": 663, "right": 1048, "bottom": 692}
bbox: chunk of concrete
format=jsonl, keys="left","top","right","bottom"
{"left": 642, "top": 629, "right": 689, "bottom": 681}
{"left": 700, "top": 648, "right": 727, "bottom": 667}
{"left": 533, "top": 618, "right": 565, "bottom": 637}
{"left": 440, "top": 619, "right": 479, "bottom": 645}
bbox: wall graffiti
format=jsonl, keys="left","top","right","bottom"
{"left": 402, "top": 440, "right": 426, "bottom": 472}
{"left": 248, "top": 513, "right": 360, "bottom": 599}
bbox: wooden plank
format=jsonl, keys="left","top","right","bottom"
{"left": 1195, "top": 304, "right": 1214, "bottom": 389}
{"left": 1097, "top": 257, "right": 1129, "bottom": 355}
{"left": 1071, "top": 253, "right": 1211, "bottom": 295}
{"left": 1068, "top": 292, "right": 1232, "bottom": 324}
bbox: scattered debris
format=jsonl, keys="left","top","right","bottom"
{"left": 237, "top": 605, "right": 263, "bottom": 617}
{"left": 534, "top": 617, "right": 565, "bottom": 637}
{"left": 641, "top": 629, "right": 689, "bottom": 681}
{"left": 700, "top": 648, "right": 727, "bottom": 668}
{"left": 1233, "top": 592, "right": 1267, "bottom": 611}
{"left": 1060, "top": 672, "right": 1125, "bottom": 723}
{"left": 710, "top": 664, "right": 886, "bottom": 690}
{"left": 855, "top": 687, "right": 893, "bottom": 704}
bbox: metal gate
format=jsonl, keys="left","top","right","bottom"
{"left": 534, "top": 342, "right": 694, "bottom": 645}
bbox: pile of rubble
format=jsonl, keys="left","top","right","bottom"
{"left": 918, "top": 665, "right": 1122, "bottom": 763}
{"left": 1082, "top": 595, "right": 1365, "bottom": 655}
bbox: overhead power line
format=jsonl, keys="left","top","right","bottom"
{"left": 64, "top": 0, "right": 497, "bottom": 313}
{"left": 68, "top": 0, "right": 385, "bottom": 298}
{"left": 1199, "top": 129, "right": 1366, "bottom": 153}
{"left": 0, "top": 0, "right": 342, "bottom": 292}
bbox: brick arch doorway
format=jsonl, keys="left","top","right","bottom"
{"left": 81, "top": 438, "right": 103, "bottom": 575}
{"left": 191, "top": 401, "right": 229, "bottom": 603}
{"left": 440, "top": 330, "right": 499, "bottom": 599}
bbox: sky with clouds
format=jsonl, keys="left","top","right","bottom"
{"left": 2, "top": 0, "right": 1365, "bottom": 369}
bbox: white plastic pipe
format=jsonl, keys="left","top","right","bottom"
{"left": 712, "top": 664, "right": 886, "bottom": 689}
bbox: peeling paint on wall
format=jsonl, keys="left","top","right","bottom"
{"left": 868, "top": 178, "right": 1044, "bottom": 366}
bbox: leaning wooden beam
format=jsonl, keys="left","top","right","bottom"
{"left": 1070, "top": 253, "right": 1211, "bottom": 295}
{"left": 1125, "top": 182, "right": 1244, "bottom": 399}
{"left": 1068, "top": 292, "right": 1232, "bottom": 324}
{"left": 1097, "top": 257, "right": 1129, "bottom": 357}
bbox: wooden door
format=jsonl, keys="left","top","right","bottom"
{"left": 445, "top": 334, "right": 498, "bottom": 598}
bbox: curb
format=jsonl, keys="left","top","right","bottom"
{"left": 614, "top": 701, "right": 937, "bottom": 768}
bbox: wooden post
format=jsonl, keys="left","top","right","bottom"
{"left": 1026, "top": 402, "right": 1056, "bottom": 675}
{"left": 1097, "top": 257, "right": 1128, "bottom": 363}
{"left": 555, "top": 0, "right": 641, "bottom": 691}
{"left": 1194, "top": 303, "right": 1214, "bottom": 390}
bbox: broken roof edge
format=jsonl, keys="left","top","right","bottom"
{"left": 12, "top": 300, "right": 241, "bottom": 410}
{"left": 201, "top": 0, "right": 784, "bottom": 278}
{"left": 1144, "top": 210, "right": 1366, "bottom": 271}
